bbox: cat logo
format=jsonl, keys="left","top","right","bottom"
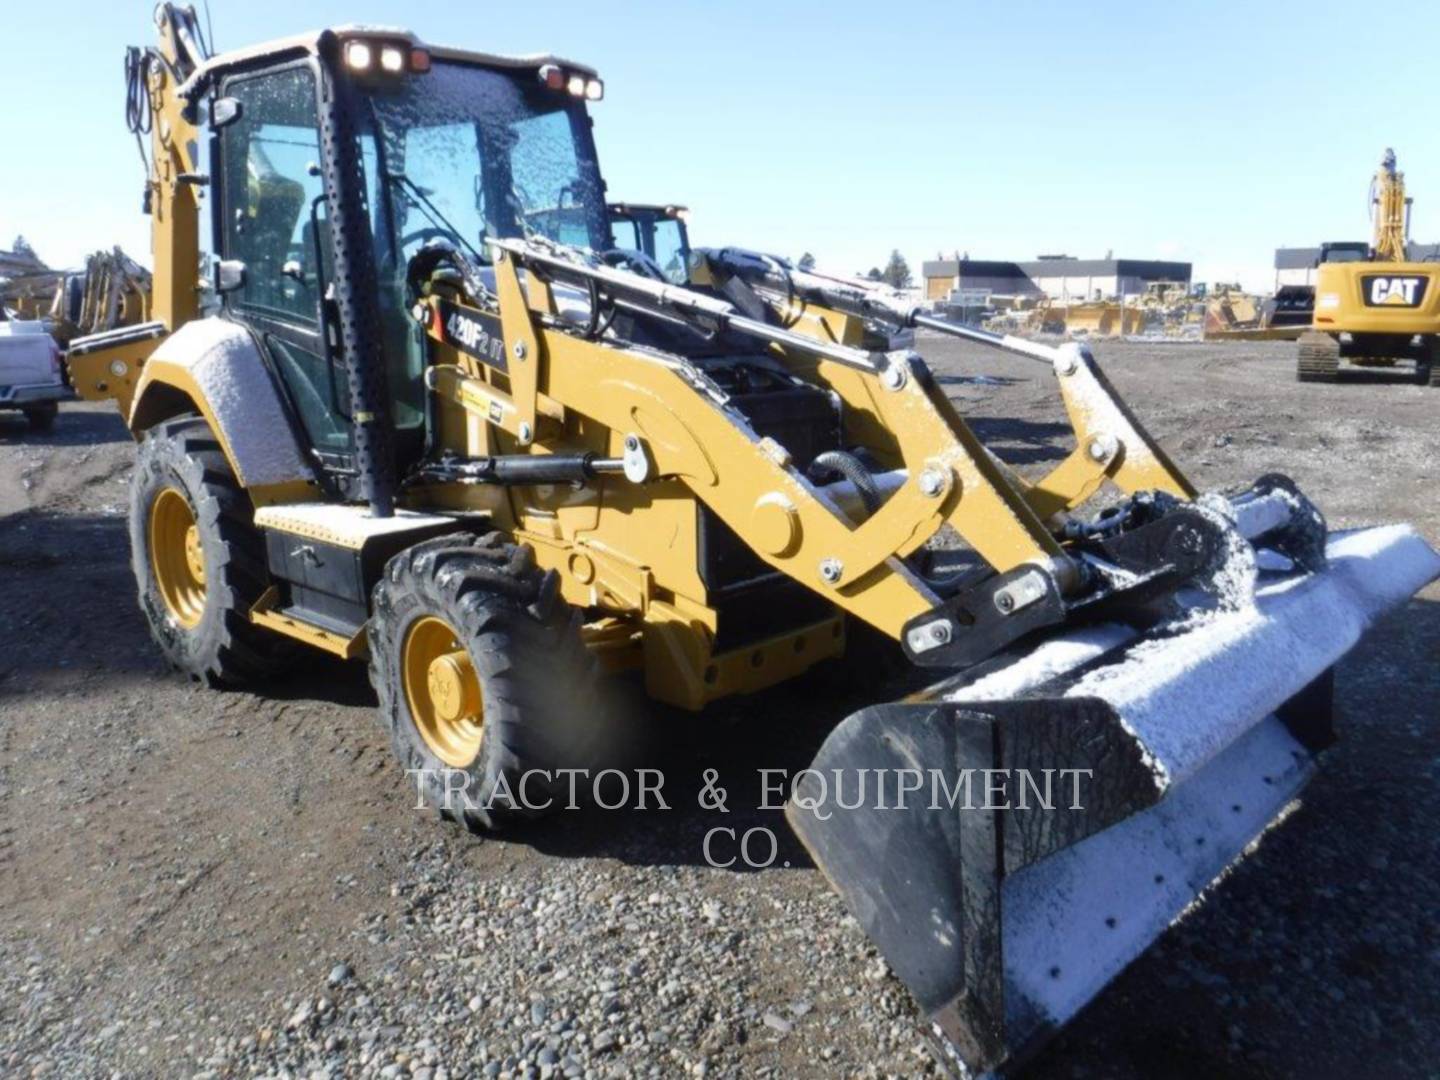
{"left": 1362, "top": 275, "right": 1428, "bottom": 307}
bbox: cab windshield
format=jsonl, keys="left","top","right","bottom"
{"left": 363, "top": 61, "right": 608, "bottom": 269}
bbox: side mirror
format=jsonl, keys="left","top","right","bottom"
{"left": 282, "top": 260, "right": 306, "bottom": 284}
{"left": 214, "top": 259, "right": 246, "bottom": 294}
{"left": 210, "top": 96, "right": 243, "bottom": 130}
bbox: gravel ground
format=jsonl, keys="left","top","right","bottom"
{"left": 0, "top": 336, "right": 1437, "bottom": 1078}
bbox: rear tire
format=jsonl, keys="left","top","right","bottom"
{"left": 23, "top": 403, "right": 57, "bottom": 432}
{"left": 129, "top": 414, "right": 288, "bottom": 685}
{"left": 369, "top": 532, "right": 606, "bottom": 830}
{"left": 1296, "top": 332, "right": 1340, "bottom": 382}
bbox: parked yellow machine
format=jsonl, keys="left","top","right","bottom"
{"left": 0, "top": 248, "right": 152, "bottom": 347}
{"left": 606, "top": 202, "right": 691, "bottom": 284}
{"left": 1300, "top": 149, "right": 1440, "bottom": 383}
{"left": 65, "top": 7, "right": 1440, "bottom": 1073}
{"left": 1029, "top": 296, "right": 1142, "bottom": 337}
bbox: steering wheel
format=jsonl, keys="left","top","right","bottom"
{"left": 400, "top": 226, "right": 458, "bottom": 254}
{"left": 404, "top": 238, "right": 489, "bottom": 307}
{"left": 600, "top": 248, "right": 666, "bottom": 280}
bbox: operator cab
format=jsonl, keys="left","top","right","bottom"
{"left": 1319, "top": 241, "right": 1370, "bottom": 264}
{"left": 205, "top": 29, "right": 609, "bottom": 498}
{"left": 606, "top": 203, "right": 691, "bottom": 284}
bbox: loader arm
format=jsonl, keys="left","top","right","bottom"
{"left": 693, "top": 248, "right": 1198, "bottom": 512}
{"left": 414, "top": 239, "right": 1350, "bottom": 680}
{"left": 420, "top": 247, "right": 1070, "bottom": 642}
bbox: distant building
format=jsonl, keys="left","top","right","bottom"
{"left": 921, "top": 255, "right": 1192, "bottom": 303}
{"left": 1274, "top": 242, "right": 1440, "bottom": 289}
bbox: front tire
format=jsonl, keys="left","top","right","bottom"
{"left": 369, "top": 533, "right": 605, "bottom": 830}
{"left": 129, "top": 415, "right": 287, "bottom": 684}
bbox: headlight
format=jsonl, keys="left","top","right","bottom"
{"left": 1317, "top": 292, "right": 1341, "bottom": 309}
{"left": 344, "top": 41, "right": 373, "bottom": 70}
{"left": 567, "top": 74, "right": 586, "bottom": 96}
{"left": 380, "top": 46, "right": 405, "bottom": 73}
{"left": 584, "top": 78, "right": 604, "bottom": 101}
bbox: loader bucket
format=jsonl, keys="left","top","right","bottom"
{"left": 788, "top": 525, "right": 1440, "bottom": 1075}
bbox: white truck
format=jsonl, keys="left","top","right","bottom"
{"left": 0, "top": 313, "right": 69, "bottom": 431}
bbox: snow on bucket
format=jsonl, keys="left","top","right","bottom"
{"left": 788, "top": 523, "right": 1439, "bottom": 1075}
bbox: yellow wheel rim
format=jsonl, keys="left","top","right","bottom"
{"left": 403, "top": 615, "right": 484, "bottom": 768}
{"left": 149, "top": 486, "right": 207, "bottom": 629}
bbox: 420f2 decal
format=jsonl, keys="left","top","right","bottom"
{"left": 437, "top": 299, "right": 509, "bottom": 371}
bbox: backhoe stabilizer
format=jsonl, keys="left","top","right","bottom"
{"left": 788, "top": 523, "right": 1440, "bottom": 1075}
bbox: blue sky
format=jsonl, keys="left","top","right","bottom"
{"left": 4, "top": 1, "right": 1437, "bottom": 291}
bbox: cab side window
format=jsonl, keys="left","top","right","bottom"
{"left": 222, "top": 66, "right": 328, "bottom": 324}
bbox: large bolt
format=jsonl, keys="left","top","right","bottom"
{"left": 819, "top": 558, "right": 844, "bottom": 585}
{"left": 930, "top": 622, "right": 952, "bottom": 644}
{"left": 919, "top": 468, "right": 946, "bottom": 497}
{"left": 994, "top": 590, "right": 1016, "bottom": 614}
{"left": 513, "top": 340, "right": 527, "bottom": 361}
{"left": 881, "top": 364, "right": 907, "bottom": 391}
{"left": 624, "top": 434, "right": 641, "bottom": 452}
{"left": 517, "top": 421, "right": 533, "bottom": 445}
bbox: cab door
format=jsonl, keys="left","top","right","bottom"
{"left": 217, "top": 62, "right": 356, "bottom": 485}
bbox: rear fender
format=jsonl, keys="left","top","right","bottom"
{"left": 129, "top": 317, "right": 316, "bottom": 501}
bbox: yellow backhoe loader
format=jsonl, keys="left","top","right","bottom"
{"left": 1299, "top": 148, "right": 1440, "bottom": 384}
{"left": 66, "top": 7, "right": 1440, "bottom": 1073}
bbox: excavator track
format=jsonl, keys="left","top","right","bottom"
{"left": 1297, "top": 331, "right": 1341, "bottom": 382}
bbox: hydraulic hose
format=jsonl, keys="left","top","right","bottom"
{"left": 809, "top": 450, "right": 882, "bottom": 517}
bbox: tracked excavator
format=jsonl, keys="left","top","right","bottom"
{"left": 67, "top": 7, "right": 1440, "bottom": 1073}
{"left": 1299, "top": 148, "right": 1440, "bottom": 384}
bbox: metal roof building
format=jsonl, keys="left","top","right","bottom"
{"left": 922, "top": 256, "right": 1191, "bottom": 303}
